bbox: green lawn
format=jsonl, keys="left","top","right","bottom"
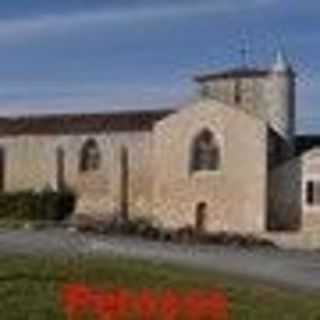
{"left": 0, "top": 253, "right": 319, "bottom": 319}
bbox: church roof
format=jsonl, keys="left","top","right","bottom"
{"left": 0, "top": 109, "right": 174, "bottom": 136}
{"left": 194, "top": 67, "right": 270, "bottom": 82}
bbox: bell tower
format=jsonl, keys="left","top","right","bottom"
{"left": 194, "top": 50, "right": 296, "bottom": 151}
{"left": 265, "top": 50, "right": 296, "bottom": 147}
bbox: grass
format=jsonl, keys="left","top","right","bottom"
{"left": 0, "top": 253, "right": 320, "bottom": 319}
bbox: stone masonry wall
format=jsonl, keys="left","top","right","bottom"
{"left": 0, "top": 131, "right": 154, "bottom": 220}
{"left": 268, "top": 157, "right": 302, "bottom": 230}
{"left": 264, "top": 72, "right": 295, "bottom": 147}
{"left": 300, "top": 148, "right": 320, "bottom": 231}
{"left": 200, "top": 77, "right": 267, "bottom": 120}
{"left": 269, "top": 148, "right": 320, "bottom": 233}
{"left": 152, "top": 99, "right": 268, "bottom": 232}
{"left": 199, "top": 71, "right": 295, "bottom": 147}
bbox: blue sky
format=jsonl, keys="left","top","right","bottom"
{"left": 0, "top": 1, "right": 318, "bottom": 133}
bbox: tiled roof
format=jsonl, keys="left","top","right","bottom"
{"left": 194, "top": 68, "right": 270, "bottom": 82}
{"left": 0, "top": 109, "right": 174, "bottom": 136}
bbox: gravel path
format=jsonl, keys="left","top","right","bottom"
{"left": 1, "top": 228, "right": 320, "bottom": 293}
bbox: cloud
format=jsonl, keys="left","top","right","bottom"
{"left": 0, "top": 1, "right": 276, "bottom": 44}
{"left": 0, "top": 3, "right": 227, "bottom": 43}
{"left": 0, "top": 80, "right": 191, "bottom": 116}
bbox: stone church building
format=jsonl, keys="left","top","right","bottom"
{"left": 0, "top": 52, "right": 320, "bottom": 241}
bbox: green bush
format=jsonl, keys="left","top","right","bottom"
{"left": 0, "top": 189, "right": 76, "bottom": 221}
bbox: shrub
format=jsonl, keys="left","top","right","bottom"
{"left": 174, "top": 225, "right": 195, "bottom": 243}
{"left": 0, "top": 189, "right": 76, "bottom": 221}
{"left": 200, "top": 231, "right": 276, "bottom": 248}
{"left": 72, "top": 214, "right": 163, "bottom": 240}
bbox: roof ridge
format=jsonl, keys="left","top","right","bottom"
{"left": 0, "top": 108, "right": 175, "bottom": 136}
{"left": 0, "top": 108, "right": 175, "bottom": 121}
{"left": 194, "top": 67, "right": 270, "bottom": 82}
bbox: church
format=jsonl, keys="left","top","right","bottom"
{"left": 0, "top": 52, "right": 319, "bottom": 240}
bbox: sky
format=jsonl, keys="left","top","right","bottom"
{"left": 0, "top": 1, "right": 319, "bottom": 133}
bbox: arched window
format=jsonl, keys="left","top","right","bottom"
{"left": 79, "top": 138, "right": 101, "bottom": 172}
{"left": 56, "top": 147, "right": 65, "bottom": 191}
{"left": 234, "top": 78, "right": 242, "bottom": 104}
{"left": 190, "top": 129, "right": 220, "bottom": 173}
{"left": 120, "top": 146, "right": 129, "bottom": 220}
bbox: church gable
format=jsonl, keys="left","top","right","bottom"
{"left": 154, "top": 98, "right": 266, "bottom": 144}
{"left": 152, "top": 99, "right": 268, "bottom": 232}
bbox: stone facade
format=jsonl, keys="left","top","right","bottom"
{"left": 152, "top": 99, "right": 267, "bottom": 232}
{"left": 0, "top": 99, "right": 269, "bottom": 234}
{"left": 268, "top": 156, "right": 302, "bottom": 230}
{"left": 267, "top": 147, "right": 320, "bottom": 233}
{"left": 0, "top": 132, "right": 154, "bottom": 219}
{"left": 299, "top": 148, "right": 320, "bottom": 231}
{"left": 1, "top": 53, "right": 320, "bottom": 249}
{"left": 195, "top": 66, "right": 295, "bottom": 148}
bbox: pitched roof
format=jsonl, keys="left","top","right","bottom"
{"left": 194, "top": 67, "right": 270, "bottom": 82}
{"left": 0, "top": 109, "right": 174, "bottom": 136}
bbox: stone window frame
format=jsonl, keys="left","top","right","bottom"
{"left": 189, "top": 128, "right": 222, "bottom": 175}
{"left": 56, "top": 146, "right": 65, "bottom": 191}
{"left": 79, "top": 138, "right": 101, "bottom": 173}
{"left": 234, "top": 78, "right": 242, "bottom": 105}
{"left": 303, "top": 175, "right": 320, "bottom": 210}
